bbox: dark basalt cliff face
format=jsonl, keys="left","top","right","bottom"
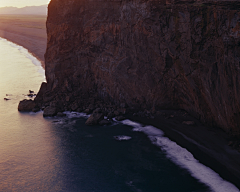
{"left": 36, "top": 0, "right": 240, "bottom": 134}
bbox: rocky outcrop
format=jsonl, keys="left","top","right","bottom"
{"left": 85, "top": 108, "right": 104, "bottom": 125}
{"left": 115, "top": 116, "right": 126, "bottom": 121}
{"left": 43, "top": 106, "right": 57, "bottom": 117}
{"left": 18, "top": 99, "right": 36, "bottom": 112}
{"left": 36, "top": 0, "right": 240, "bottom": 135}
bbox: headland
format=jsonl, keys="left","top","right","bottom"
{"left": 8, "top": 0, "right": 240, "bottom": 190}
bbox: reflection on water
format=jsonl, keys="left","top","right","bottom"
{"left": 0, "top": 113, "right": 64, "bottom": 191}
{"left": 0, "top": 38, "right": 63, "bottom": 191}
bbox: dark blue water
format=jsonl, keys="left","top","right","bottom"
{"left": 0, "top": 37, "right": 239, "bottom": 192}
{"left": 48, "top": 116, "right": 208, "bottom": 192}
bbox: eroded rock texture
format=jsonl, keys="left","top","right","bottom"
{"left": 37, "top": 0, "right": 240, "bottom": 134}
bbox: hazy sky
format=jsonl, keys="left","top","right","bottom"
{"left": 0, "top": 0, "right": 50, "bottom": 8}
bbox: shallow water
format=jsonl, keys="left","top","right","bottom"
{"left": 0, "top": 37, "right": 239, "bottom": 192}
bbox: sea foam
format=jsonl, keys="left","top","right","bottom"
{"left": 63, "top": 111, "right": 91, "bottom": 119}
{"left": 121, "top": 119, "right": 240, "bottom": 192}
{"left": 114, "top": 135, "right": 132, "bottom": 141}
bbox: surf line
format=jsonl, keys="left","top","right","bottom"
{"left": 62, "top": 111, "right": 240, "bottom": 192}
{"left": 121, "top": 119, "right": 240, "bottom": 192}
{"left": 0, "top": 37, "right": 45, "bottom": 79}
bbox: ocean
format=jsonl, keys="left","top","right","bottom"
{"left": 0, "top": 37, "right": 239, "bottom": 192}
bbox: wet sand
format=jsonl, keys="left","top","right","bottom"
{"left": 0, "top": 15, "right": 47, "bottom": 67}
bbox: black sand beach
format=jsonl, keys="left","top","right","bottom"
{"left": 127, "top": 110, "right": 240, "bottom": 189}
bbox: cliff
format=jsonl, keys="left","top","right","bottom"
{"left": 36, "top": 0, "right": 240, "bottom": 134}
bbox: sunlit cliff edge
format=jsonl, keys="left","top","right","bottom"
{"left": 35, "top": 0, "right": 240, "bottom": 135}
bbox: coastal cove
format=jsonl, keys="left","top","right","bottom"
{"left": 0, "top": 37, "right": 240, "bottom": 191}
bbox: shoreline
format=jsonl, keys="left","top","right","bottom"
{"left": 3, "top": 14, "right": 239, "bottom": 191}
{"left": 126, "top": 110, "right": 240, "bottom": 190}
{"left": 0, "top": 33, "right": 45, "bottom": 68}
{"left": 0, "top": 15, "right": 47, "bottom": 69}
{"left": 48, "top": 109, "right": 240, "bottom": 190}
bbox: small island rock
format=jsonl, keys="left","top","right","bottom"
{"left": 18, "top": 99, "right": 36, "bottom": 112}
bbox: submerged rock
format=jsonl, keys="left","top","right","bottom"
{"left": 18, "top": 99, "right": 36, "bottom": 112}
{"left": 43, "top": 106, "right": 57, "bottom": 117}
